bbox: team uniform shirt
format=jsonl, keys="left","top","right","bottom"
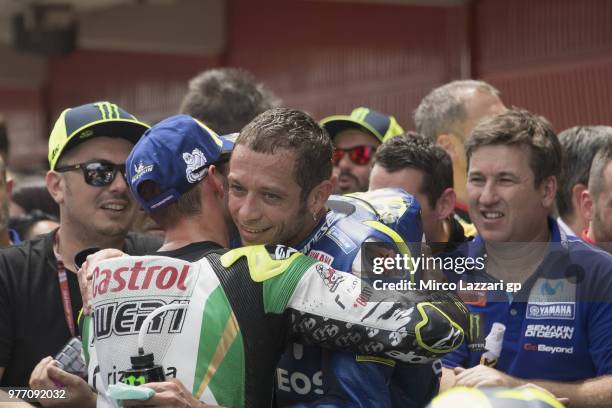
{"left": 556, "top": 217, "right": 577, "bottom": 238}
{"left": 443, "top": 219, "right": 612, "bottom": 380}
{"left": 277, "top": 188, "right": 440, "bottom": 407}
{"left": 0, "top": 230, "right": 161, "bottom": 387}
{"left": 83, "top": 243, "right": 468, "bottom": 408}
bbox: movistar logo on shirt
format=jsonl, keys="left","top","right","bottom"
{"left": 526, "top": 302, "right": 575, "bottom": 320}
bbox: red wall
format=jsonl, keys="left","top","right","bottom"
{"left": 1, "top": 0, "right": 611, "bottom": 170}
{"left": 0, "top": 88, "right": 46, "bottom": 168}
{"left": 224, "top": 0, "right": 466, "bottom": 128}
{"left": 47, "top": 50, "right": 220, "bottom": 123}
{"left": 4, "top": 50, "right": 218, "bottom": 169}
{"left": 474, "top": 0, "right": 612, "bottom": 131}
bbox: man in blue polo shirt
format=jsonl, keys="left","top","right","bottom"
{"left": 441, "top": 109, "right": 612, "bottom": 407}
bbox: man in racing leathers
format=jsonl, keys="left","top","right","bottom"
{"left": 272, "top": 188, "right": 433, "bottom": 408}
{"left": 228, "top": 109, "right": 455, "bottom": 407}
{"left": 29, "top": 114, "right": 468, "bottom": 408}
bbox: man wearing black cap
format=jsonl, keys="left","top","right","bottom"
{"left": 321, "top": 107, "right": 404, "bottom": 194}
{"left": 0, "top": 102, "right": 160, "bottom": 387}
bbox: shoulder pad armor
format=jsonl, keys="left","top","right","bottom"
{"left": 220, "top": 245, "right": 303, "bottom": 282}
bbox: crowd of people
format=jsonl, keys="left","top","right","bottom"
{"left": 0, "top": 67, "right": 611, "bottom": 408}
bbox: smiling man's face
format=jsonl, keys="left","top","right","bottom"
{"left": 227, "top": 145, "right": 311, "bottom": 247}
{"left": 56, "top": 137, "right": 137, "bottom": 239}
{"left": 467, "top": 144, "right": 553, "bottom": 243}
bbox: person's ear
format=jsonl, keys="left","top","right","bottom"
{"left": 572, "top": 183, "right": 588, "bottom": 221}
{"left": 5, "top": 177, "right": 13, "bottom": 199}
{"left": 581, "top": 189, "right": 594, "bottom": 222}
{"left": 541, "top": 176, "right": 557, "bottom": 208}
{"left": 46, "top": 171, "right": 65, "bottom": 204}
{"left": 308, "top": 178, "right": 333, "bottom": 216}
{"left": 206, "top": 165, "right": 225, "bottom": 199}
{"left": 437, "top": 134, "right": 456, "bottom": 160}
{"left": 571, "top": 183, "right": 587, "bottom": 210}
{"left": 435, "top": 188, "right": 457, "bottom": 220}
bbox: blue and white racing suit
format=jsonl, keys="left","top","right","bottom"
{"left": 276, "top": 188, "right": 441, "bottom": 407}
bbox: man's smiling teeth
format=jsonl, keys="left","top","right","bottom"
{"left": 482, "top": 211, "right": 503, "bottom": 219}
{"left": 102, "top": 204, "right": 125, "bottom": 211}
{"left": 244, "top": 226, "right": 267, "bottom": 233}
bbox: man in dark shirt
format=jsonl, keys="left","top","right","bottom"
{"left": 369, "top": 132, "right": 476, "bottom": 251}
{"left": 0, "top": 102, "right": 161, "bottom": 387}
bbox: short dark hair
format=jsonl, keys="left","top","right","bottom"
{"left": 11, "top": 176, "right": 60, "bottom": 217}
{"left": 179, "top": 67, "right": 280, "bottom": 134}
{"left": 414, "top": 80, "right": 501, "bottom": 142}
{"left": 556, "top": 126, "right": 612, "bottom": 218}
{"left": 237, "top": 108, "right": 333, "bottom": 201}
{"left": 588, "top": 143, "right": 612, "bottom": 202}
{"left": 139, "top": 181, "right": 202, "bottom": 228}
{"left": 466, "top": 109, "right": 562, "bottom": 187}
{"left": 374, "top": 132, "right": 453, "bottom": 209}
{"left": 9, "top": 209, "right": 58, "bottom": 241}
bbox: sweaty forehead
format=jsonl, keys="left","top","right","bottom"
{"left": 229, "top": 145, "right": 300, "bottom": 190}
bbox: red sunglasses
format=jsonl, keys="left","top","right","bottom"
{"left": 332, "top": 145, "right": 376, "bottom": 166}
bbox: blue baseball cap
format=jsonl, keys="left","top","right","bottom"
{"left": 126, "top": 114, "right": 234, "bottom": 213}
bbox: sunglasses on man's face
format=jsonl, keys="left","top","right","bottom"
{"left": 55, "top": 161, "right": 126, "bottom": 187}
{"left": 332, "top": 145, "right": 376, "bottom": 166}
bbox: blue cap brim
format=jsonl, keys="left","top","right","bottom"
{"left": 219, "top": 134, "right": 236, "bottom": 155}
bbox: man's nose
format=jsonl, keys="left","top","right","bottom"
{"left": 108, "top": 169, "right": 129, "bottom": 194}
{"left": 479, "top": 180, "right": 499, "bottom": 205}
{"left": 238, "top": 192, "right": 262, "bottom": 222}
{"left": 337, "top": 151, "right": 354, "bottom": 171}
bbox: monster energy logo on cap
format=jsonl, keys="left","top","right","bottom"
{"left": 47, "top": 101, "right": 150, "bottom": 170}
{"left": 320, "top": 107, "right": 404, "bottom": 143}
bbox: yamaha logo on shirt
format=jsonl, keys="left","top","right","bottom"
{"left": 526, "top": 302, "right": 575, "bottom": 320}
{"left": 526, "top": 277, "right": 576, "bottom": 320}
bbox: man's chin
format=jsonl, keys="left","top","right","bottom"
{"left": 240, "top": 235, "right": 271, "bottom": 246}
{"left": 94, "top": 221, "right": 132, "bottom": 238}
{"left": 335, "top": 184, "right": 358, "bottom": 194}
{"left": 478, "top": 229, "right": 510, "bottom": 243}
